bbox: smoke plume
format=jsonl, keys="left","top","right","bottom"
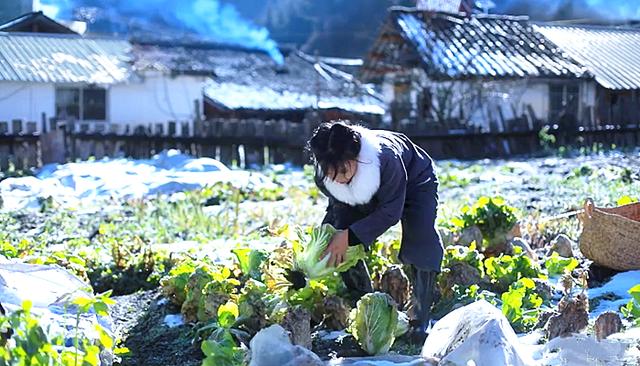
{"left": 35, "top": 0, "right": 284, "bottom": 64}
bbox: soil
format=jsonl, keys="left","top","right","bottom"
{"left": 111, "top": 290, "right": 202, "bottom": 366}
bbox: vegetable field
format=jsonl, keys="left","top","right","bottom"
{"left": 1, "top": 151, "right": 640, "bottom": 365}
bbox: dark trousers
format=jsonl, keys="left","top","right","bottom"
{"left": 328, "top": 182, "right": 442, "bottom": 327}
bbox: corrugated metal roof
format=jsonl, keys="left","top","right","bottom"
{"left": 534, "top": 24, "right": 640, "bottom": 90}
{"left": 0, "top": 32, "right": 130, "bottom": 84}
{"left": 362, "top": 9, "right": 588, "bottom": 81}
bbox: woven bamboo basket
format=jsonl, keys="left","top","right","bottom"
{"left": 579, "top": 198, "right": 640, "bottom": 271}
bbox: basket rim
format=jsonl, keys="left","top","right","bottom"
{"left": 587, "top": 200, "right": 640, "bottom": 225}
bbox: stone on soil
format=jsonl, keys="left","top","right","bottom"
{"left": 421, "top": 300, "right": 531, "bottom": 366}
{"left": 548, "top": 234, "right": 575, "bottom": 258}
{"left": 249, "top": 325, "right": 323, "bottom": 366}
{"left": 546, "top": 293, "right": 589, "bottom": 340}
{"left": 510, "top": 237, "right": 537, "bottom": 260}
{"left": 594, "top": 311, "right": 623, "bottom": 341}
{"left": 379, "top": 266, "right": 410, "bottom": 309}
{"left": 321, "top": 295, "right": 351, "bottom": 330}
{"left": 280, "top": 306, "right": 312, "bottom": 349}
{"left": 455, "top": 226, "right": 483, "bottom": 248}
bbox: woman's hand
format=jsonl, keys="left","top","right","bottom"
{"left": 323, "top": 230, "right": 349, "bottom": 267}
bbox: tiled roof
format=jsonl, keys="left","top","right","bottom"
{"left": 0, "top": 32, "right": 130, "bottom": 84}
{"left": 202, "top": 50, "right": 385, "bottom": 115}
{"left": 362, "top": 8, "right": 588, "bottom": 81}
{"left": 535, "top": 24, "right": 640, "bottom": 90}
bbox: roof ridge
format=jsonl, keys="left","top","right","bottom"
{"left": 0, "top": 31, "right": 128, "bottom": 42}
{"left": 535, "top": 22, "right": 640, "bottom": 32}
{"left": 388, "top": 6, "right": 529, "bottom": 22}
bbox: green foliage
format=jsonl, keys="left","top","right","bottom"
{"left": 160, "top": 260, "right": 199, "bottom": 306}
{"left": 442, "top": 243, "right": 485, "bottom": 276}
{"left": 501, "top": 278, "right": 544, "bottom": 333}
{"left": 439, "top": 172, "right": 472, "bottom": 189}
{"left": 365, "top": 239, "right": 401, "bottom": 283}
{"left": 538, "top": 126, "right": 557, "bottom": 150}
{"left": 432, "top": 284, "right": 498, "bottom": 319}
{"left": 347, "top": 292, "right": 401, "bottom": 355}
{"left": 232, "top": 248, "right": 267, "bottom": 281}
{"left": 0, "top": 294, "right": 114, "bottom": 366}
{"left": 544, "top": 252, "right": 579, "bottom": 277}
{"left": 617, "top": 196, "right": 638, "bottom": 206}
{"left": 621, "top": 284, "right": 640, "bottom": 325}
{"left": 484, "top": 250, "right": 544, "bottom": 293}
{"left": 200, "top": 302, "right": 247, "bottom": 366}
{"left": 451, "top": 196, "right": 519, "bottom": 247}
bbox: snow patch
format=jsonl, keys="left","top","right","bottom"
{"left": 588, "top": 270, "right": 640, "bottom": 317}
{"left": 0, "top": 149, "right": 275, "bottom": 211}
{"left": 163, "top": 314, "right": 185, "bottom": 328}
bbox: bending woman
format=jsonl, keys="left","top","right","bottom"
{"left": 308, "top": 121, "right": 444, "bottom": 341}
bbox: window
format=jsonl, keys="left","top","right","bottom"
{"left": 549, "top": 83, "right": 579, "bottom": 125}
{"left": 55, "top": 87, "right": 107, "bottom": 121}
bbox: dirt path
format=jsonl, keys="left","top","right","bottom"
{"left": 111, "top": 290, "right": 202, "bottom": 366}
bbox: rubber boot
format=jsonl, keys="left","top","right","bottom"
{"left": 340, "top": 260, "right": 374, "bottom": 302}
{"left": 407, "top": 267, "right": 437, "bottom": 345}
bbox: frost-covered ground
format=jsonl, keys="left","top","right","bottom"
{"left": 0, "top": 149, "right": 280, "bottom": 211}
{"left": 2, "top": 150, "right": 640, "bottom": 366}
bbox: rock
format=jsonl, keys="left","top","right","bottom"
{"left": 455, "top": 226, "right": 483, "bottom": 247}
{"left": 249, "top": 325, "right": 323, "bottom": 366}
{"left": 438, "top": 262, "right": 484, "bottom": 299}
{"left": 535, "top": 309, "right": 555, "bottom": 330}
{"left": 533, "top": 278, "right": 554, "bottom": 302}
{"left": 483, "top": 240, "right": 513, "bottom": 258}
{"left": 320, "top": 296, "right": 351, "bottom": 330}
{"left": 379, "top": 266, "right": 410, "bottom": 309}
{"left": 280, "top": 306, "right": 312, "bottom": 349}
{"left": 594, "top": 311, "right": 623, "bottom": 341}
{"left": 439, "top": 228, "right": 455, "bottom": 247}
{"left": 548, "top": 234, "right": 575, "bottom": 258}
{"left": 422, "top": 300, "right": 532, "bottom": 366}
{"left": 546, "top": 293, "right": 589, "bottom": 340}
{"left": 510, "top": 237, "right": 537, "bottom": 260}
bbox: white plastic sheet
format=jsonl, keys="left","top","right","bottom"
{"left": 421, "top": 300, "right": 532, "bottom": 366}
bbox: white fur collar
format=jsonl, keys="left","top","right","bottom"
{"left": 323, "top": 126, "right": 381, "bottom": 206}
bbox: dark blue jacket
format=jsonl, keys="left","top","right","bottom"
{"left": 316, "top": 128, "right": 443, "bottom": 271}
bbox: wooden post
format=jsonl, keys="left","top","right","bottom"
{"left": 11, "top": 119, "right": 22, "bottom": 135}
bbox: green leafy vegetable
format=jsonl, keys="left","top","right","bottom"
{"left": 621, "top": 284, "right": 640, "bottom": 325}
{"left": 160, "top": 260, "right": 198, "bottom": 306}
{"left": 347, "top": 292, "right": 402, "bottom": 355}
{"left": 201, "top": 302, "right": 247, "bottom": 366}
{"left": 501, "top": 278, "right": 544, "bottom": 332}
{"left": 545, "top": 252, "right": 579, "bottom": 277}
{"left": 485, "top": 251, "right": 544, "bottom": 293}
{"left": 292, "top": 224, "right": 366, "bottom": 281}
{"left": 451, "top": 196, "right": 519, "bottom": 247}
{"left": 233, "top": 248, "right": 267, "bottom": 281}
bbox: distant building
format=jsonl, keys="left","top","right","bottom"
{"left": 0, "top": 12, "right": 383, "bottom": 135}
{"left": 129, "top": 41, "right": 384, "bottom": 123}
{"left": 534, "top": 24, "right": 640, "bottom": 127}
{"left": 0, "top": 33, "right": 209, "bottom": 133}
{"left": 361, "top": 7, "right": 594, "bottom": 131}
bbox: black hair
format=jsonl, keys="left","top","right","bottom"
{"left": 307, "top": 121, "right": 362, "bottom": 180}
